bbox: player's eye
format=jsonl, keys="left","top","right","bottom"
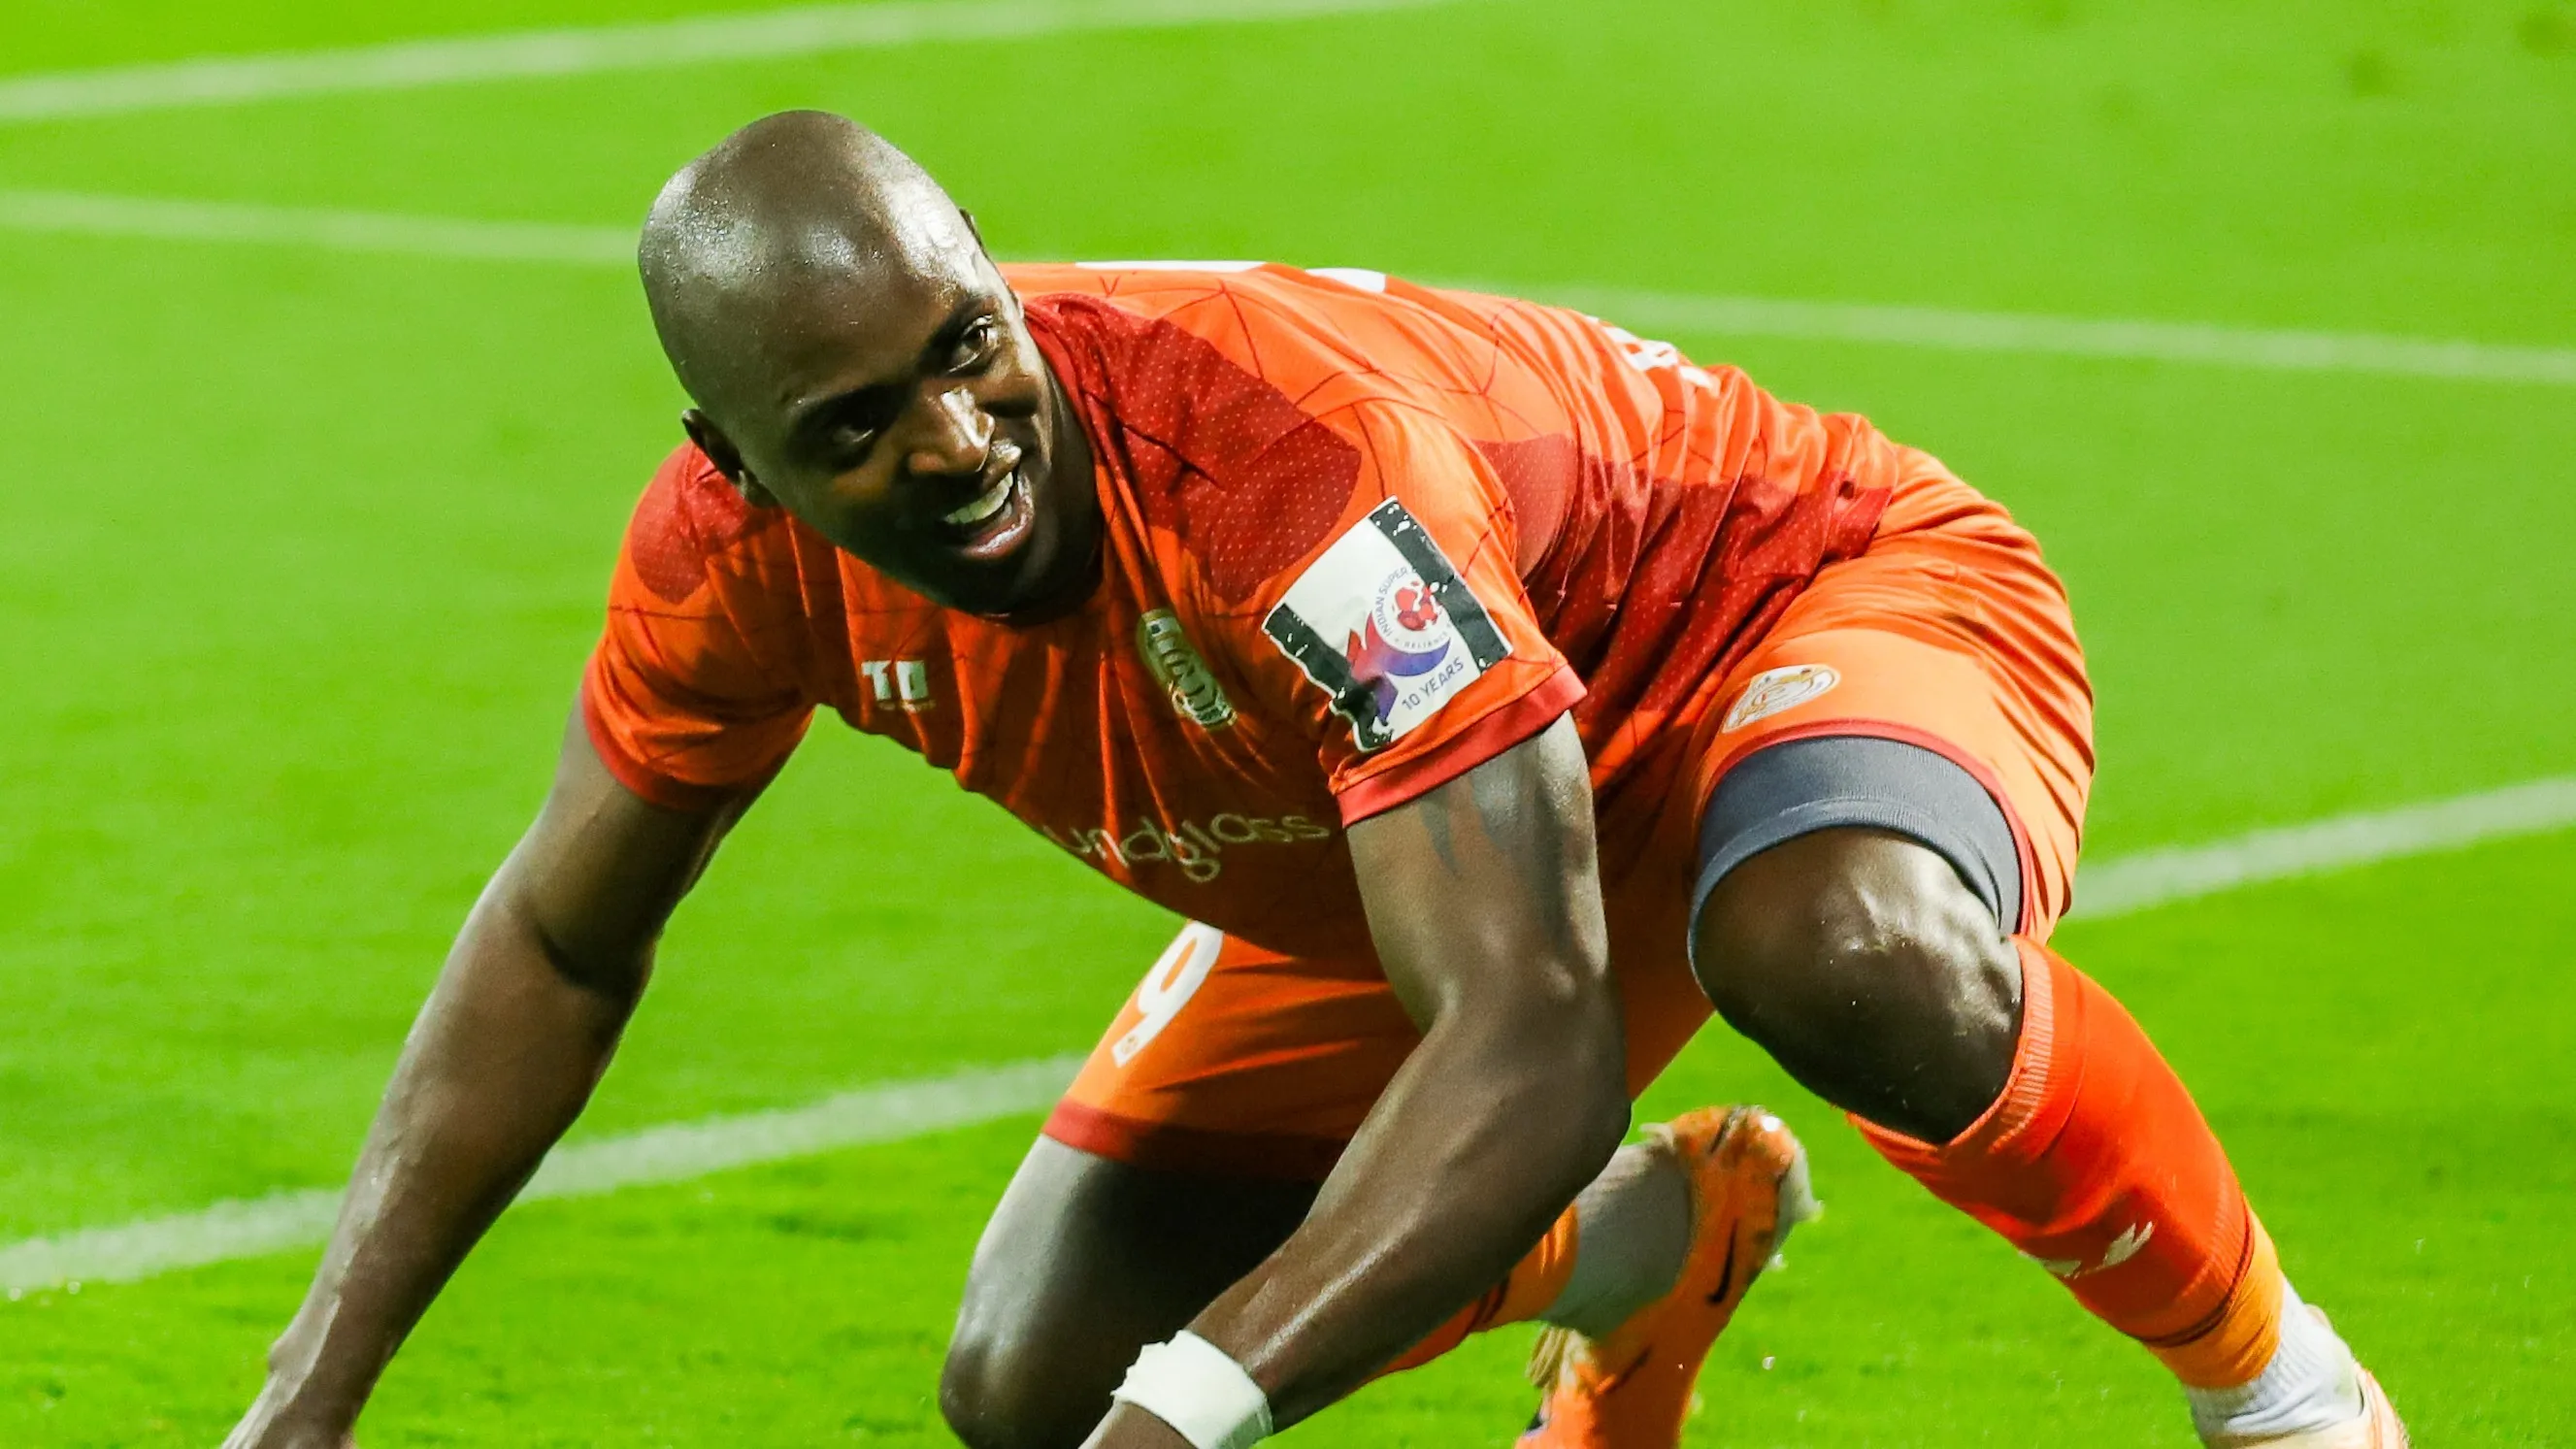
{"left": 948, "top": 316, "right": 1000, "bottom": 373}
{"left": 829, "top": 423, "right": 877, "bottom": 461}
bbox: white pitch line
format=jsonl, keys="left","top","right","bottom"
{"left": 0, "top": 0, "right": 1469, "bottom": 125}
{"left": 2067, "top": 774, "right": 2576, "bottom": 920}
{"left": 0, "top": 1055, "right": 1081, "bottom": 1297}
{"left": 1534, "top": 282, "right": 2576, "bottom": 389}
{"left": 5, "top": 774, "right": 2572, "bottom": 1298}
{"left": 0, "top": 190, "right": 635, "bottom": 266}
{"left": 6, "top": 191, "right": 2571, "bottom": 387}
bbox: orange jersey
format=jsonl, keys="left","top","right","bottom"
{"left": 583, "top": 263, "right": 1895, "bottom": 958}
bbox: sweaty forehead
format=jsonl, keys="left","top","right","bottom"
{"left": 742, "top": 170, "right": 973, "bottom": 284}
{"left": 674, "top": 204, "right": 984, "bottom": 415}
{"left": 709, "top": 180, "right": 972, "bottom": 318}
{"left": 852, "top": 175, "right": 978, "bottom": 276}
{"left": 749, "top": 256, "right": 976, "bottom": 402}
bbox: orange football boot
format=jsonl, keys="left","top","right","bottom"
{"left": 1517, "top": 1105, "right": 1818, "bottom": 1448}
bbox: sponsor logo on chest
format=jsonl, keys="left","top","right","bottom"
{"left": 1135, "top": 609, "right": 1236, "bottom": 730}
{"left": 1042, "top": 811, "right": 1334, "bottom": 884}
{"left": 1262, "top": 500, "right": 1509, "bottom": 751}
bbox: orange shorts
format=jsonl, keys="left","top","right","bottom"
{"left": 1042, "top": 462, "right": 2096, "bottom": 1180}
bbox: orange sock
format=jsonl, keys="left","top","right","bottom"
{"left": 1377, "top": 1206, "right": 1580, "bottom": 1377}
{"left": 1858, "top": 939, "right": 2285, "bottom": 1389}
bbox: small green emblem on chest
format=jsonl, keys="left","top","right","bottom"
{"left": 1137, "top": 609, "right": 1237, "bottom": 730}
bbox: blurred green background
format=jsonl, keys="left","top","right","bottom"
{"left": 2, "top": 1, "right": 2569, "bottom": 1442}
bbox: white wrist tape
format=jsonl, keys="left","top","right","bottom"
{"left": 1109, "top": 1332, "right": 1273, "bottom": 1449}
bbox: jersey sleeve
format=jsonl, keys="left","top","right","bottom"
{"left": 579, "top": 448, "right": 815, "bottom": 810}
{"left": 1219, "top": 406, "right": 1584, "bottom": 823}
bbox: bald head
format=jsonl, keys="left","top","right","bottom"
{"left": 629, "top": 113, "right": 1095, "bottom": 618}
{"left": 640, "top": 111, "right": 980, "bottom": 417}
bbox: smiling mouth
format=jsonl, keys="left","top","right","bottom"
{"left": 943, "top": 466, "right": 1020, "bottom": 529}
{"left": 933, "top": 454, "right": 1040, "bottom": 567}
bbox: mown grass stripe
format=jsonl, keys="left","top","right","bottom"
{"left": 0, "top": 0, "right": 1468, "bottom": 125}
{"left": 6, "top": 192, "right": 2570, "bottom": 387}
{"left": 0, "top": 1057, "right": 1082, "bottom": 1297}
{"left": 6, "top": 776, "right": 2571, "bottom": 1297}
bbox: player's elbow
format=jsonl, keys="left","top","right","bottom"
{"left": 479, "top": 879, "right": 653, "bottom": 1009}
{"left": 1491, "top": 961, "right": 1631, "bottom": 1180}
{"left": 1549, "top": 1063, "right": 1632, "bottom": 1197}
{"left": 1545, "top": 945, "right": 1627, "bottom": 1089}
{"left": 1563, "top": 1013, "right": 1633, "bottom": 1176}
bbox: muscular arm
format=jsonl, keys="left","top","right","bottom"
{"left": 1087, "top": 713, "right": 1630, "bottom": 1443}
{"left": 227, "top": 709, "right": 746, "bottom": 1448}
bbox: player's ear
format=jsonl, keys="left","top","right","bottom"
{"left": 681, "top": 410, "right": 777, "bottom": 510}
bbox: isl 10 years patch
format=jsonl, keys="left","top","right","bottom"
{"left": 1262, "top": 500, "right": 1509, "bottom": 751}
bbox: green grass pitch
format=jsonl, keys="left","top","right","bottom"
{"left": 4, "top": 0, "right": 2573, "bottom": 1442}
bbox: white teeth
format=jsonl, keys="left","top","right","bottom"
{"left": 944, "top": 469, "right": 1016, "bottom": 528}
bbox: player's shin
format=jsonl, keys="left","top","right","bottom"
{"left": 1859, "top": 939, "right": 2367, "bottom": 1436}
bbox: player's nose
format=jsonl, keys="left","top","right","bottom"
{"left": 905, "top": 383, "right": 993, "bottom": 478}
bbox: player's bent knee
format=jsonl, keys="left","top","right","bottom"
{"left": 1693, "top": 828, "right": 2012, "bottom": 1024}
{"left": 1691, "top": 828, "right": 2023, "bottom": 1140}
{"left": 939, "top": 1328, "right": 1106, "bottom": 1449}
{"left": 939, "top": 1137, "right": 1313, "bottom": 1449}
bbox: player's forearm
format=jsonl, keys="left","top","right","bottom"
{"left": 253, "top": 890, "right": 642, "bottom": 1430}
{"left": 1178, "top": 993, "right": 1628, "bottom": 1429}
{"left": 1118, "top": 715, "right": 1629, "bottom": 1433}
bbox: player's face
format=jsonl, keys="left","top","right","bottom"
{"left": 713, "top": 247, "right": 1096, "bottom": 618}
